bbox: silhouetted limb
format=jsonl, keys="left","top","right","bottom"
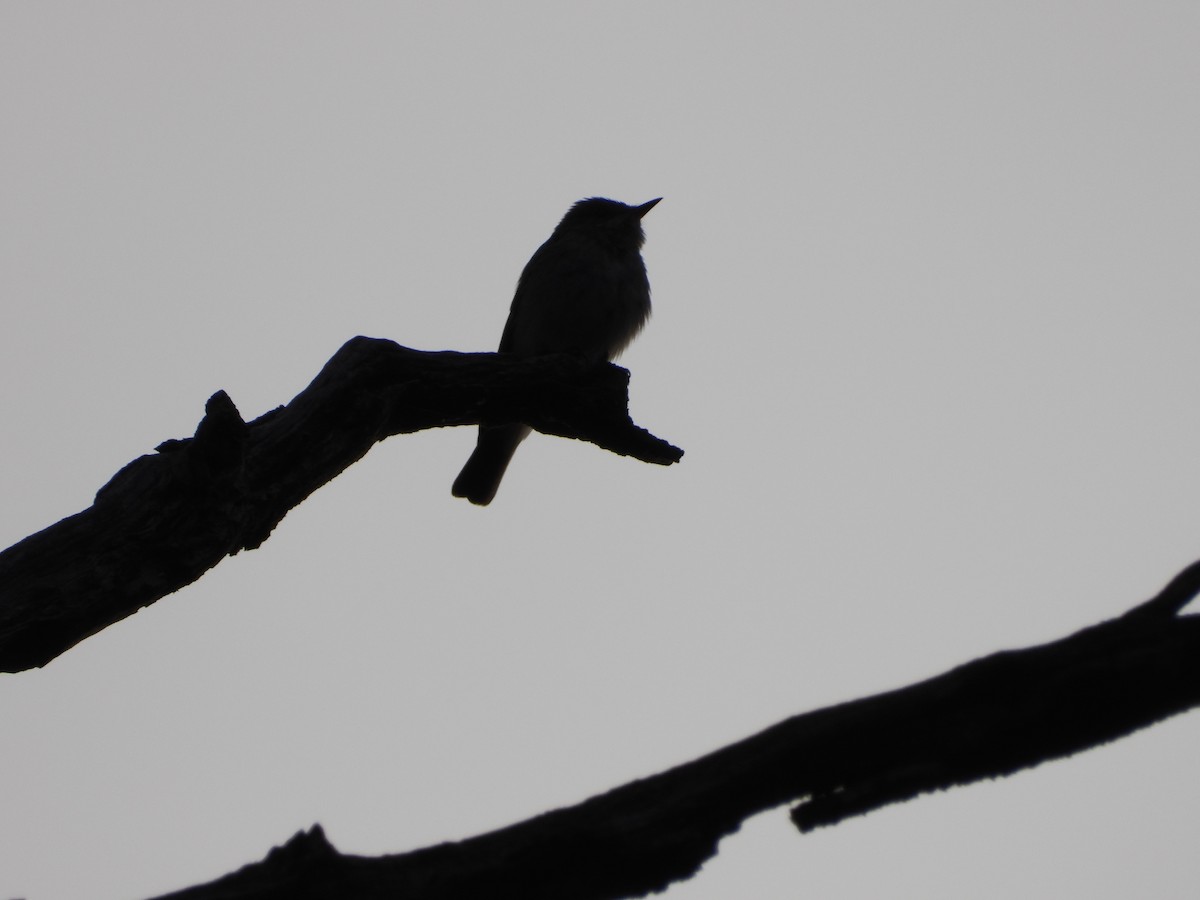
{"left": 151, "top": 564, "right": 1200, "bottom": 900}
{"left": 0, "top": 337, "right": 683, "bottom": 672}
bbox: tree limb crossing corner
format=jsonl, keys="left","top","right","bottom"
{"left": 150, "top": 563, "right": 1200, "bottom": 899}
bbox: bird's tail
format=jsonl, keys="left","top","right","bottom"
{"left": 451, "top": 425, "right": 531, "bottom": 506}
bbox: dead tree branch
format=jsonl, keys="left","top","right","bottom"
{"left": 0, "top": 337, "right": 682, "bottom": 672}
{"left": 148, "top": 561, "right": 1200, "bottom": 899}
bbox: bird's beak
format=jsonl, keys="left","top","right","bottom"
{"left": 634, "top": 197, "right": 662, "bottom": 218}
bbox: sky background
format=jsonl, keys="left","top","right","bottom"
{"left": 2, "top": 3, "right": 1200, "bottom": 898}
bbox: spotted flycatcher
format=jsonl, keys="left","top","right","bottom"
{"left": 452, "top": 196, "right": 660, "bottom": 505}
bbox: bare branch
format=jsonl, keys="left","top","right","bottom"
{"left": 0, "top": 337, "right": 682, "bottom": 672}
{"left": 150, "top": 564, "right": 1200, "bottom": 899}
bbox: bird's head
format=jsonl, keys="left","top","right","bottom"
{"left": 554, "top": 197, "right": 661, "bottom": 250}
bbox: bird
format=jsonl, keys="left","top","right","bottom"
{"left": 452, "top": 196, "right": 661, "bottom": 506}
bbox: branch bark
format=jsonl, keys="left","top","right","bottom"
{"left": 0, "top": 337, "right": 682, "bottom": 672}
{"left": 148, "top": 562, "right": 1200, "bottom": 899}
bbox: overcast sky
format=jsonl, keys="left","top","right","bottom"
{"left": 3, "top": 3, "right": 1200, "bottom": 898}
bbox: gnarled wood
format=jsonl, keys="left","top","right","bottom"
{"left": 0, "top": 337, "right": 682, "bottom": 672}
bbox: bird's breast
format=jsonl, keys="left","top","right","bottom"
{"left": 505, "top": 238, "right": 651, "bottom": 360}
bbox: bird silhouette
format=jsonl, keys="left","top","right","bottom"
{"left": 452, "top": 196, "right": 660, "bottom": 505}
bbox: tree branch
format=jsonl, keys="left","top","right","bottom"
{"left": 148, "top": 562, "right": 1200, "bottom": 899}
{"left": 0, "top": 337, "right": 682, "bottom": 672}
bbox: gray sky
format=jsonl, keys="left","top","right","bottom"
{"left": 3, "top": 3, "right": 1199, "bottom": 898}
